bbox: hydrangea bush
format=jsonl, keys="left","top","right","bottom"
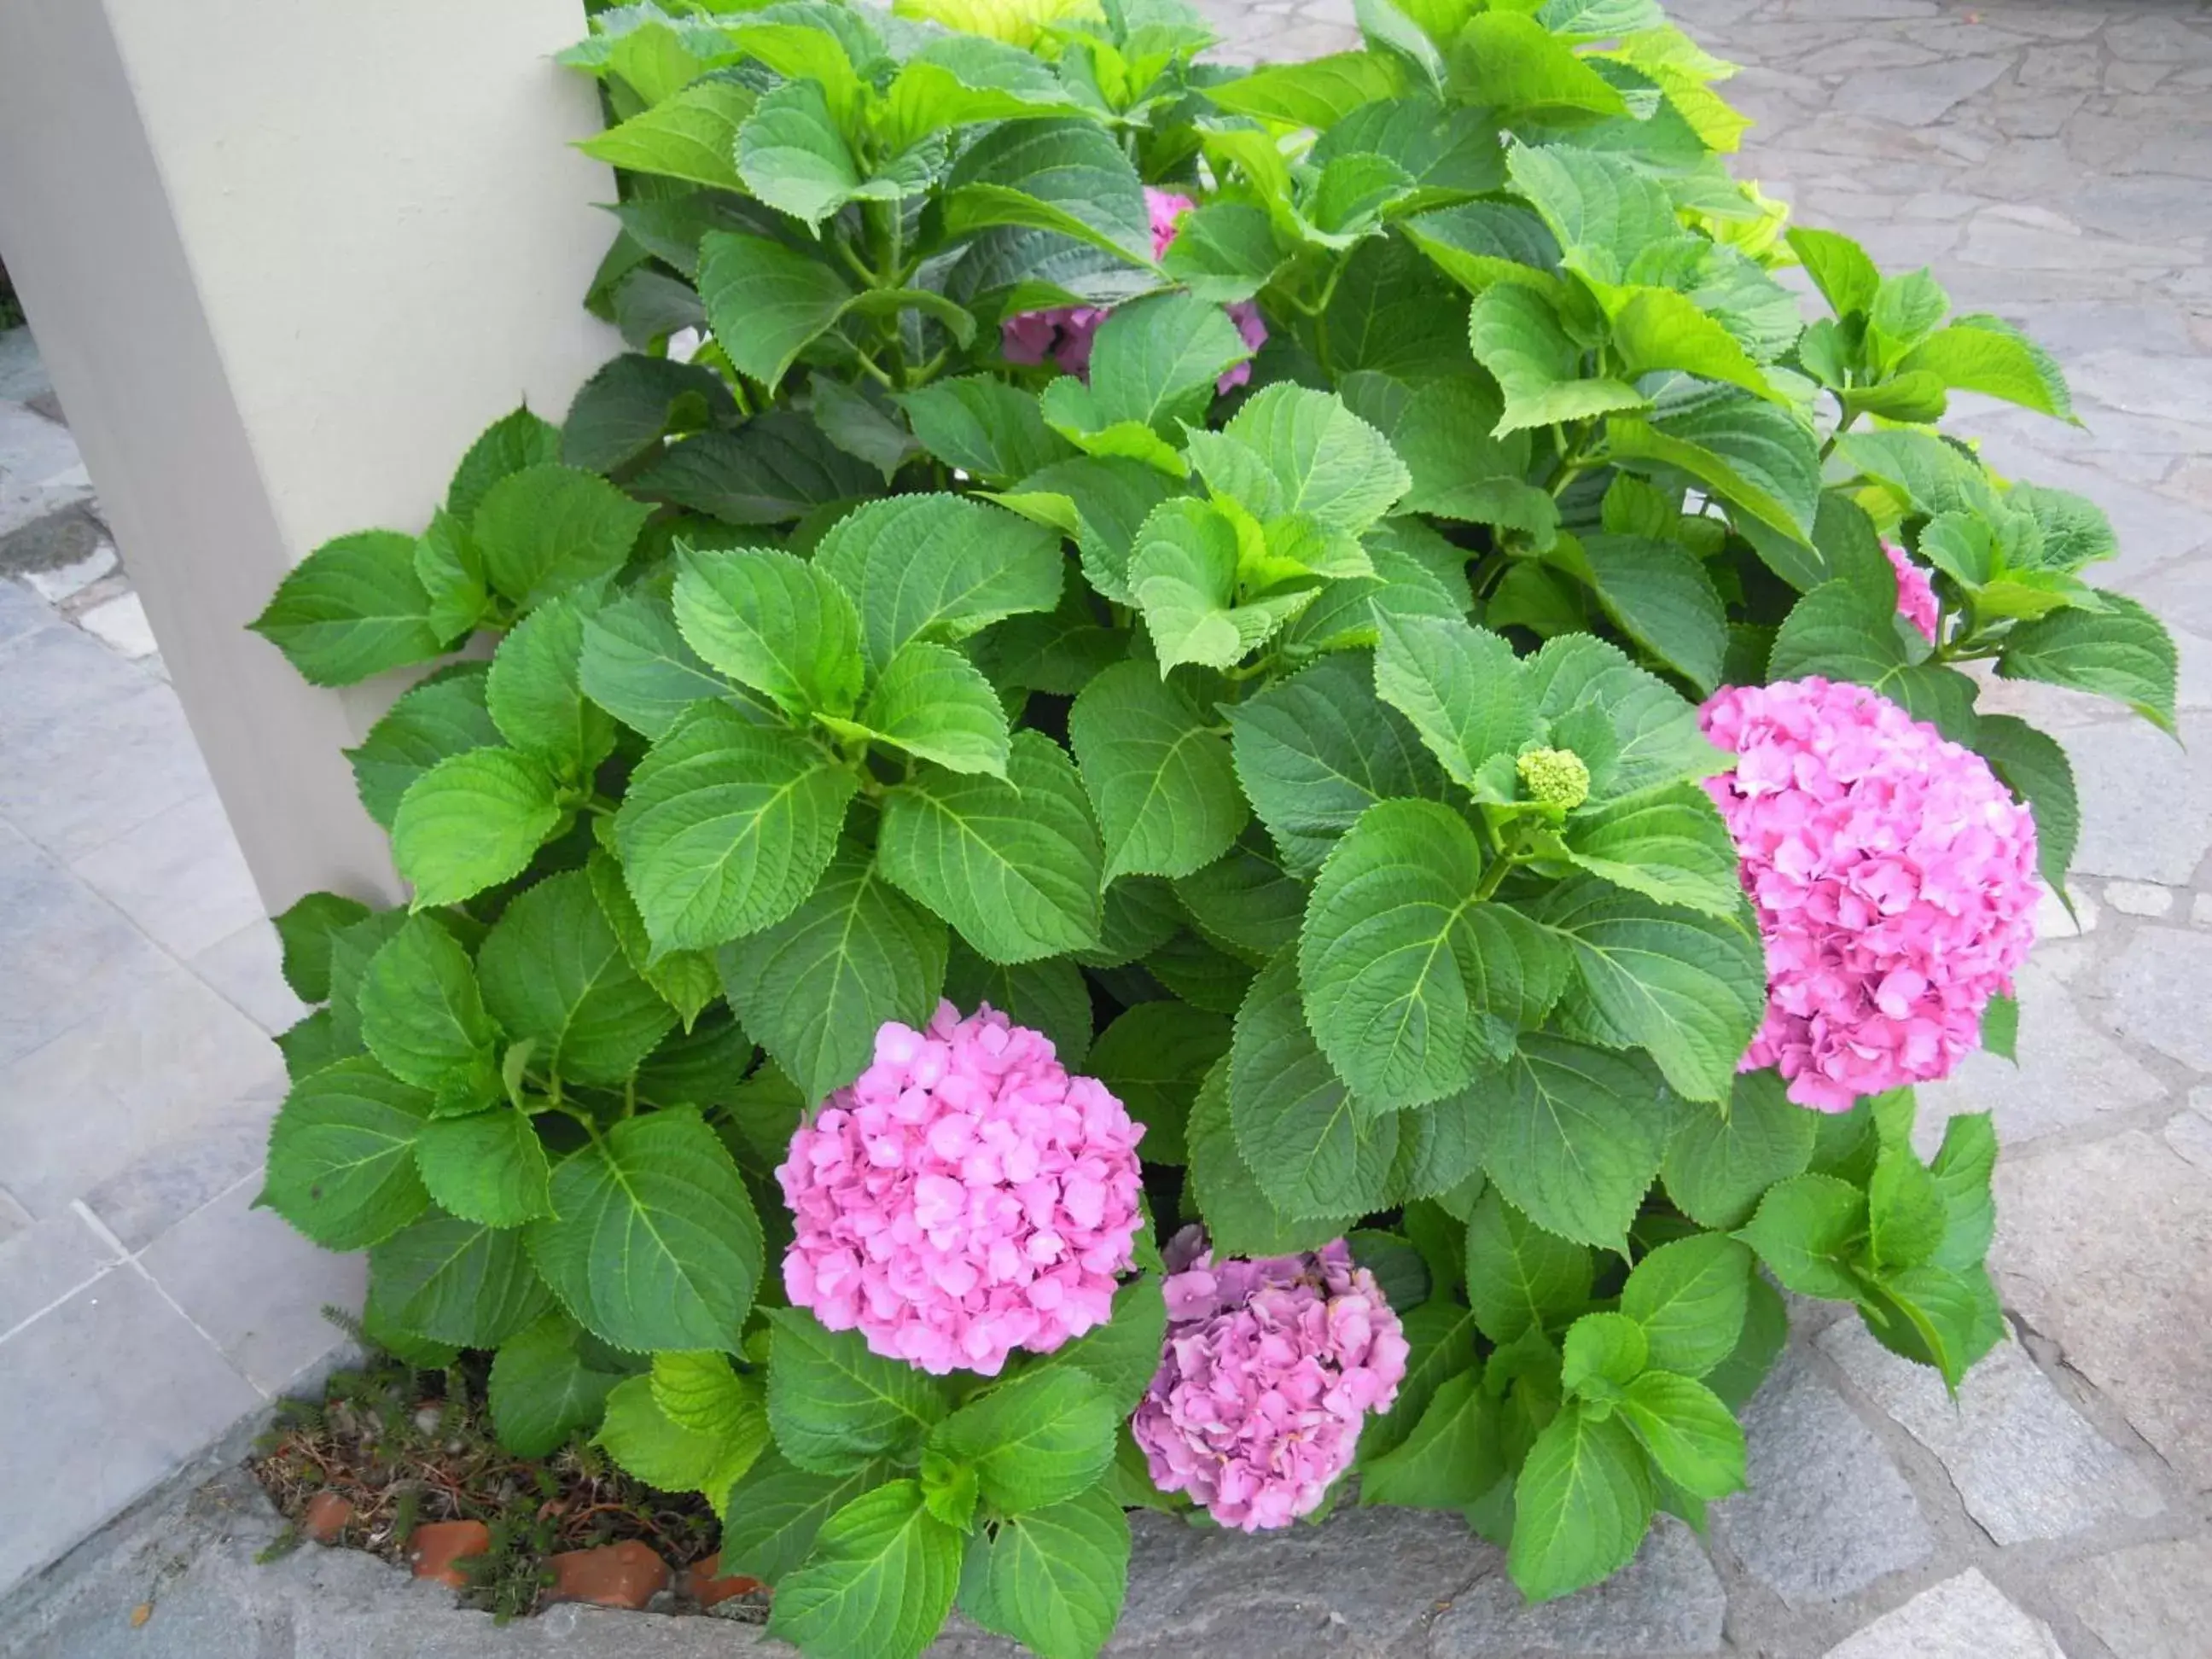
{"left": 247, "top": 0, "right": 2179, "bottom": 1650}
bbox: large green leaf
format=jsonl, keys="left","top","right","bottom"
{"left": 1464, "top": 1186, "right": 1592, "bottom": 1342}
{"left": 1185, "top": 1058, "right": 1359, "bottom": 1255}
{"left": 1173, "top": 830, "right": 1307, "bottom": 964}
{"left": 1573, "top": 533, "right": 1728, "bottom": 696}
{"left": 957, "top": 1487, "right": 1129, "bottom": 1659}
{"left": 1609, "top": 385, "right": 1820, "bottom": 543}
{"left": 1734, "top": 1173, "right": 1866, "bottom": 1300}
{"left": 1342, "top": 372, "right": 1557, "bottom": 538}
{"left": 941, "top": 118, "right": 1152, "bottom": 266}
{"left": 634, "top": 414, "right": 882, "bottom": 526}
{"left": 597, "top": 1370, "right": 763, "bottom": 1513}
{"left": 260, "top": 1057, "right": 432, "bottom": 1250}
{"left": 578, "top": 591, "right": 768, "bottom": 741}
{"left": 1768, "top": 577, "right": 1979, "bottom": 736}
{"left": 1481, "top": 1037, "right": 1664, "bottom": 1251}
{"left": 367, "top": 1209, "right": 551, "bottom": 1347}
{"left": 1300, "top": 800, "right": 1569, "bottom": 1105}
{"left": 1186, "top": 383, "right": 1411, "bottom": 535}
{"left": 1467, "top": 284, "right": 1644, "bottom": 434}
{"left": 930, "top": 1369, "right": 1119, "bottom": 1513}
{"left": 1084, "top": 1001, "right": 1231, "bottom": 1165}
{"left": 1534, "top": 877, "right": 1764, "bottom": 1103}
{"left": 1508, "top": 1405, "right": 1654, "bottom": 1602}
{"left": 1452, "top": 12, "right": 1630, "bottom": 119}
{"left": 1080, "top": 291, "right": 1249, "bottom": 435}
{"left": 737, "top": 79, "right": 873, "bottom": 230}
{"left": 271, "top": 891, "right": 373, "bottom": 1005}
{"left": 1998, "top": 592, "right": 2178, "bottom": 733}
{"left": 1206, "top": 49, "right": 1406, "bottom": 125}
{"left": 1371, "top": 612, "right": 1536, "bottom": 795}
{"left": 697, "top": 231, "right": 855, "bottom": 387}
{"left": 673, "top": 545, "right": 866, "bottom": 720}
{"left": 390, "top": 748, "right": 564, "bottom": 911}
{"left": 1563, "top": 781, "right": 1743, "bottom": 917}
{"left": 470, "top": 463, "right": 653, "bottom": 610}
{"left": 1225, "top": 651, "right": 1447, "bottom": 874}
{"left": 1360, "top": 1298, "right": 1479, "bottom": 1463}
{"left": 768, "top": 1481, "right": 964, "bottom": 1659}
{"left": 877, "top": 33, "right": 1088, "bottom": 149}
{"left": 765, "top": 1307, "right": 950, "bottom": 1473}
{"left": 1229, "top": 952, "right": 1402, "bottom": 1218}
{"left": 579, "top": 79, "right": 755, "bottom": 190}
{"left": 478, "top": 870, "right": 676, "bottom": 1086}
{"left": 1020, "top": 1277, "right": 1171, "bottom": 1415}
{"left": 488, "top": 1313, "right": 625, "bottom": 1457}
{"left": 1617, "top": 1371, "right": 1744, "bottom": 1500}
{"left": 1067, "top": 661, "right": 1246, "bottom": 883}
{"left": 1360, "top": 1370, "right": 1503, "bottom": 1508}
{"left": 1619, "top": 1232, "right": 1754, "bottom": 1377}
{"left": 346, "top": 668, "right": 503, "bottom": 830}
{"left": 1973, "top": 713, "right": 2078, "bottom": 897}
{"left": 877, "top": 731, "right": 1103, "bottom": 964}
{"left": 719, "top": 1454, "right": 892, "bottom": 1586}
{"left": 1505, "top": 142, "right": 1678, "bottom": 287}
{"left": 719, "top": 847, "right": 948, "bottom": 1103}
{"left": 413, "top": 1106, "right": 553, "bottom": 1229}
{"left": 1124, "top": 498, "right": 1311, "bottom": 672}
{"left": 899, "top": 377, "right": 1074, "bottom": 484}
{"left": 249, "top": 532, "right": 442, "bottom": 687}
{"left": 1523, "top": 632, "right": 1727, "bottom": 798}
{"left": 526, "top": 1109, "right": 763, "bottom": 1353}
{"left": 357, "top": 916, "right": 501, "bottom": 1102}
{"left": 616, "top": 705, "right": 858, "bottom": 954}
{"left": 1662, "top": 1068, "right": 1818, "bottom": 1231}
{"left": 812, "top": 492, "right": 1063, "bottom": 670}
{"left": 839, "top": 639, "right": 1011, "bottom": 777}
{"left": 486, "top": 595, "right": 618, "bottom": 781}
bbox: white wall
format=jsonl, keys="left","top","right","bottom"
{"left": 0, "top": 0, "right": 621, "bottom": 907}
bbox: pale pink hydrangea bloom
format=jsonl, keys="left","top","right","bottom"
{"left": 1000, "top": 187, "right": 1267, "bottom": 391}
{"left": 1883, "top": 540, "right": 1941, "bottom": 643}
{"left": 1700, "top": 677, "right": 2042, "bottom": 1112}
{"left": 776, "top": 1003, "right": 1145, "bottom": 1376}
{"left": 1132, "top": 1228, "right": 1409, "bottom": 1532}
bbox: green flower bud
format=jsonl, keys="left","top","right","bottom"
{"left": 1517, "top": 747, "right": 1591, "bottom": 811}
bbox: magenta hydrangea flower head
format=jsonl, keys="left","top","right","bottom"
{"left": 1700, "top": 676, "right": 2043, "bottom": 1112}
{"left": 1883, "top": 540, "right": 1941, "bottom": 643}
{"left": 1132, "top": 1228, "right": 1409, "bottom": 1532}
{"left": 776, "top": 1003, "right": 1146, "bottom": 1376}
{"left": 1000, "top": 187, "right": 1266, "bottom": 390}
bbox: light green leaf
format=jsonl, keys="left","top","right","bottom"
{"left": 526, "top": 1109, "right": 763, "bottom": 1353}
{"left": 1467, "top": 285, "right": 1644, "bottom": 434}
{"left": 447, "top": 406, "right": 562, "bottom": 527}
{"left": 1067, "top": 661, "right": 1246, "bottom": 883}
{"left": 1574, "top": 533, "right": 1729, "bottom": 695}
{"left": 812, "top": 492, "right": 1064, "bottom": 670}
{"left": 696, "top": 231, "right": 854, "bottom": 387}
{"left": 1662, "top": 1069, "right": 1818, "bottom": 1231}
{"left": 597, "top": 1371, "right": 760, "bottom": 1511}
{"left": 1452, "top": 13, "right": 1630, "bottom": 118}
{"left": 737, "top": 79, "right": 869, "bottom": 230}
{"left": 719, "top": 1453, "right": 893, "bottom": 1586}
{"left": 930, "top": 1369, "right": 1119, "bottom": 1513}
{"left": 1784, "top": 226, "right": 1879, "bottom": 321}
{"left": 1020, "top": 1276, "right": 1171, "bottom": 1415}
{"left": 1866, "top": 268, "right": 1950, "bottom": 375}
{"left": 414, "top": 1107, "right": 552, "bottom": 1228}
{"left": 368, "top": 1210, "right": 551, "bottom": 1347}
{"left": 765, "top": 1307, "right": 950, "bottom": 1473}
{"left": 1609, "top": 285, "right": 1780, "bottom": 403}
{"left": 1083, "top": 292, "right": 1249, "bottom": 434}
{"left": 346, "top": 668, "right": 503, "bottom": 830}
{"left": 1999, "top": 592, "right": 2178, "bottom": 733}
{"left": 719, "top": 847, "right": 948, "bottom": 1103}
{"left": 655, "top": 1350, "right": 773, "bottom": 1490}
{"left": 1561, "top": 1311, "right": 1649, "bottom": 1398}
{"left": 260, "top": 1057, "right": 431, "bottom": 1250}
{"left": 409, "top": 508, "right": 487, "bottom": 653}
{"left": 1124, "top": 498, "right": 1310, "bottom": 672}
{"left": 674, "top": 545, "right": 865, "bottom": 720}
{"left": 1617, "top": 1371, "right": 1744, "bottom": 1500}
{"left": 579, "top": 79, "right": 755, "bottom": 190}
{"left": 957, "top": 1487, "right": 1129, "bottom": 1659}
{"left": 1372, "top": 612, "right": 1536, "bottom": 795}
{"left": 1609, "top": 385, "right": 1820, "bottom": 544}
{"left": 1224, "top": 650, "right": 1447, "bottom": 875}
{"left": 1735, "top": 1173, "right": 1866, "bottom": 1301}
{"left": 488, "top": 1313, "right": 624, "bottom": 1457}
{"left": 899, "top": 377, "right": 1072, "bottom": 483}
{"left": 836, "top": 639, "right": 1011, "bottom": 777}
{"left": 249, "top": 531, "right": 443, "bottom": 688}
{"left": 942, "top": 118, "right": 1153, "bottom": 267}
{"left": 1084, "top": 1001, "right": 1231, "bottom": 1166}
{"left": 1230, "top": 952, "right": 1403, "bottom": 1218}
{"left": 1190, "top": 382, "right": 1411, "bottom": 534}
{"left": 486, "top": 593, "right": 618, "bottom": 780}
{"left": 1898, "top": 315, "right": 2073, "bottom": 421}
{"left": 579, "top": 591, "right": 767, "bottom": 742}
{"left": 769, "top": 1481, "right": 964, "bottom": 1659}
{"left": 1185, "top": 1057, "right": 1359, "bottom": 1256}
{"left": 1869, "top": 1144, "right": 1947, "bottom": 1272}
{"left": 1206, "top": 49, "right": 1407, "bottom": 126}
{"left": 1342, "top": 372, "right": 1559, "bottom": 539}
{"left": 479, "top": 870, "right": 677, "bottom": 1086}
{"left": 1524, "top": 632, "right": 1727, "bottom": 798}
{"left": 1360, "top": 1371, "right": 1502, "bottom": 1508}
{"left": 470, "top": 463, "right": 653, "bottom": 610}
{"left": 1563, "top": 781, "right": 1743, "bottom": 917}
{"left": 616, "top": 705, "right": 858, "bottom": 954}
{"left": 358, "top": 916, "right": 501, "bottom": 1101}
{"left": 587, "top": 851, "right": 721, "bottom": 1033}
{"left": 1619, "top": 1232, "right": 1754, "bottom": 1377}
{"left": 1483, "top": 1037, "right": 1665, "bottom": 1252}
{"left": 1509, "top": 1405, "right": 1654, "bottom": 1603}
{"left": 272, "top": 892, "right": 373, "bottom": 1006}
{"left": 1160, "top": 201, "right": 1285, "bottom": 304}
{"left": 878, "top": 33, "right": 1088, "bottom": 150}
{"left": 390, "top": 748, "right": 564, "bottom": 911}
{"left": 1505, "top": 142, "right": 1677, "bottom": 287}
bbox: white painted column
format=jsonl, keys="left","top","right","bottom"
{"left": 0, "top": 0, "right": 620, "bottom": 907}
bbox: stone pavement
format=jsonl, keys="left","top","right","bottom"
{"left": 0, "top": 328, "right": 361, "bottom": 1598}
{"left": 6, "top": 1, "right": 2212, "bottom": 1653}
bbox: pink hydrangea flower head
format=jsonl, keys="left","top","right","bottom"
{"left": 1884, "top": 540, "right": 1941, "bottom": 643}
{"left": 776, "top": 1003, "right": 1146, "bottom": 1376}
{"left": 1132, "top": 1228, "right": 1409, "bottom": 1531}
{"left": 1699, "top": 677, "right": 2043, "bottom": 1112}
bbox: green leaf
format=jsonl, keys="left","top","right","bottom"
{"left": 1301, "top": 800, "right": 1568, "bottom": 1104}
{"left": 1190, "top": 384, "right": 1411, "bottom": 536}
{"left": 696, "top": 231, "right": 854, "bottom": 387}
{"left": 1561, "top": 1311, "right": 1649, "bottom": 1397}
{"left": 1929, "top": 1111, "right": 1998, "bottom": 1275}
{"left": 836, "top": 639, "right": 1011, "bottom": 777}
{"left": 1609, "top": 285, "right": 1779, "bottom": 404}
{"left": 1860, "top": 1263, "right": 2004, "bottom": 1393}
{"left": 579, "top": 79, "right": 755, "bottom": 190}
{"left": 674, "top": 545, "right": 865, "bottom": 720}
{"left": 1573, "top": 533, "right": 1729, "bottom": 696}
{"left": 1620, "top": 1233, "right": 1754, "bottom": 1377}
{"left": 769, "top": 1481, "right": 964, "bottom": 1659}
{"left": 719, "top": 846, "right": 948, "bottom": 1103}
{"left": 811, "top": 376, "right": 923, "bottom": 482}
{"left": 325, "top": 910, "right": 410, "bottom": 1049}
{"left": 261, "top": 1057, "right": 431, "bottom": 1250}
{"left": 479, "top": 870, "right": 676, "bottom": 1086}
{"left": 658, "top": 1350, "right": 772, "bottom": 1479}
{"left": 1508, "top": 1405, "right": 1654, "bottom": 1603}
{"left": 1124, "top": 498, "right": 1308, "bottom": 672}
{"left": 1735, "top": 1173, "right": 1866, "bottom": 1301}
{"left": 1361, "top": 1371, "right": 1503, "bottom": 1507}
{"left": 1185, "top": 1057, "right": 1359, "bottom": 1255}
{"left": 877, "top": 731, "right": 1103, "bottom": 964}
{"left": 588, "top": 851, "right": 721, "bottom": 1033}
{"left": 1343, "top": 373, "right": 1558, "bottom": 538}
{"left": 389, "top": 748, "right": 563, "bottom": 911}
{"left": 1085, "top": 292, "right": 1250, "bottom": 434}
{"left": 470, "top": 463, "right": 652, "bottom": 610}
{"left": 930, "top": 1369, "right": 1119, "bottom": 1514}
{"left": 1067, "top": 661, "right": 1245, "bottom": 884}
{"left": 1225, "top": 652, "right": 1446, "bottom": 875}
{"left": 1999, "top": 592, "right": 2178, "bottom": 733}
{"left": 562, "top": 354, "right": 735, "bottom": 474}
{"left": 1869, "top": 1145, "right": 1947, "bottom": 1272}
{"left": 1866, "top": 268, "right": 1950, "bottom": 375}
{"left": 721, "top": 17, "right": 873, "bottom": 126}
{"left": 1609, "top": 386, "right": 1820, "bottom": 543}
{"left": 765, "top": 1306, "right": 950, "bottom": 1473}
{"left": 527, "top": 1109, "right": 762, "bottom": 1353}
{"left": 943, "top": 940, "right": 1093, "bottom": 1067}
{"left": 1533, "top": 876, "right": 1766, "bottom": 1104}
{"left": 1085, "top": 1001, "right": 1231, "bottom": 1166}
{"left": 899, "top": 377, "right": 1072, "bottom": 484}
{"left": 1173, "top": 831, "right": 1307, "bottom": 963}
{"left": 1021, "top": 1276, "right": 1171, "bottom": 1414}
{"left": 249, "top": 531, "right": 442, "bottom": 687}
{"left": 1563, "top": 781, "right": 1743, "bottom": 918}
{"left": 1661, "top": 1068, "right": 1817, "bottom": 1230}
{"left": 1785, "top": 226, "right": 1879, "bottom": 321}
{"left": 719, "top": 1454, "right": 891, "bottom": 1586}
{"left": 737, "top": 79, "right": 869, "bottom": 230}
{"left": 597, "top": 1370, "right": 761, "bottom": 1511}
{"left": 1505, "top": 143, "right": 1677, "bottom": 288}
{"left": 1898, "top": 315, "right": 2073, "bottom": 421}
{"left": 617, "top": 705, "right": 858, "bottom": 954}
{"left": 1466, "top": 284, "right": 1644, "bottom": 434}
{"left": 1372, "top": 612, "right": 1535, "bottom": 795}
{"left": 1482, "top": 1037, "right": 1665, "bottom": 1252}
{"left": 1159, "top": 201, "right": 1285, "bottom": 304}
{"left": 1464, "top": 1185, "right": 1592, "bottom": 1345}
{"left": 448, "top": 407, "right": 562, "bottom": 527}
{"left": 957, "top": 1487, "right": 1129, "bottom": 1659}
{"left": 637, "top": 414, "right": 882, "bottom": 527}
{"left": 488, "top": 1313, "right": 624, "bottom": 1457}
{"left": 1453, "top": 13, "right": 1629, "bottom": 118}
{"left": 486, "top": 594, "right": 618, "bottom": 780}
{"left": 1767, "top": 577, "right": 1976, "bottom": 734}
{"left": 1229, "top": 952, "right": 1402, "bottom": 1216}
{"left": 1617, "top": 1371, "right": 1743, "bottom": 1499}
{"left": 368, "top": 1211, "right": 551, "bottom": 1347}
{"left": 414, "top": 1105, "right": 551, "bottom": 1229}
{"left": 1524, "top": 632, "right": 1727, "bottom": 798}
{"left": 348, "top": 668, "right": 504, "bottom": 832}
{"left": 877, "top": 32, "right": 1087, "bottom": 149}
{"left": 579, "top": 591, "right": 769, "bottom": 742}
{"left": 272, "top": 892, "right": 372, "bottom": 1005}
{"left": 942, "top": 119, "right": 1153, "bottom": 268}
{"left": 812, "top": 493, "right": 1064, "bottom": 671}
{"left": 1205, "top": 49, "right": 1406, "bottom": 125}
